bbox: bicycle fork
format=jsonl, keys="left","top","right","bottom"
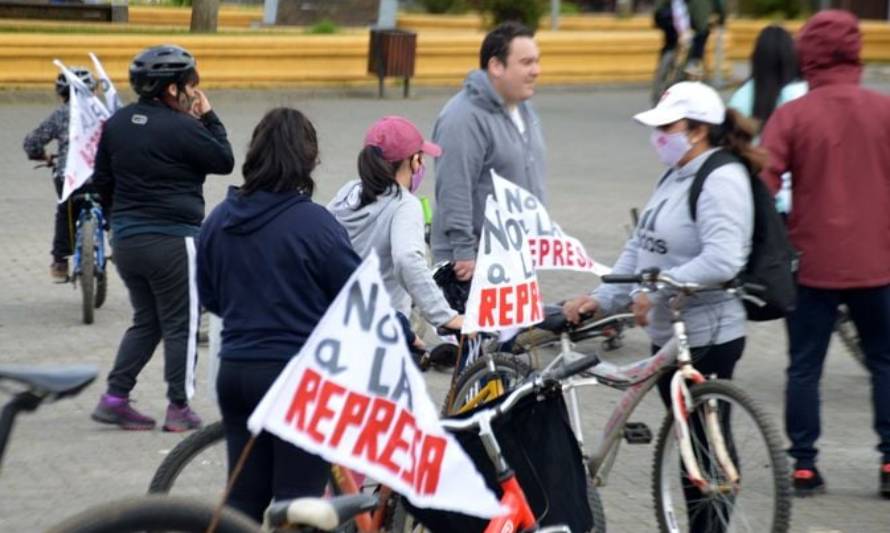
{"left": 670, "top": 320, "right": 740, "bottom": 494}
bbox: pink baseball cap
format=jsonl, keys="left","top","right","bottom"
{"left": 363, "top": 116, "right": 442, "bottom": 162}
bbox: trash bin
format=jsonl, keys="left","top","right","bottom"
{"left": 367, "top": 28, "right": 417, "bottom": 98}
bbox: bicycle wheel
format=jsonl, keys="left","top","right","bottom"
{"left": 44, "top": 495, "right": 259, "bottom": 533}
{"left": 652, "top": 380, "right": 791, "bottom": 533}
{"left": 148, "top": 420, "right": 227, "bottom": 501}
{"left": 80, "top": 216, "right": 97, "bottom": 325}
{"left": 835, "top": 305, "right": 866, "bottom": 369}
{"left": 441, "top": 353, "right": 531, "bottom": 416}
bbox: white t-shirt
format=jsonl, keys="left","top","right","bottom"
{"left": 508, "top": 106, "right": 526, "bottom": 135}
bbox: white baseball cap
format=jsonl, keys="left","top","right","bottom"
{"left": 634, "top": 82, "right": 726, "bottom": 127}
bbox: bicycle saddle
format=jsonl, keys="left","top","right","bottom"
{"left": 264, "top": 494, "right": 378, "bottom": 531}
{"left": 0, "top": 364, "right": 97, "bottom": 399}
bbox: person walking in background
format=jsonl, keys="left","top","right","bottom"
{"left": 90, "top": 45, "right": 233, "bottom": 432}
{"left": 728, "top": 24, "right": 807, "bottom": 214}
{"left": 760, "top": 10, "right": 890, "bottom": 498}
{"left": 430, "top": 21, "right": 545, "bottom": 281}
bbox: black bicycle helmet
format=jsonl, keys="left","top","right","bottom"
{"left": 433, "top": 262, "right": 472, "bottom": 314}
{"left": 129, "top": 44, "right": 197, "bottom": 98}
{"left": 55, "top": 67, "right": 97, "bottom": 99}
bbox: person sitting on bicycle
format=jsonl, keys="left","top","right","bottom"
{"left": 90, "top": 45, "right": 234, "bottom": 433}
{"left": 23, "top": 68, "right": 98, "bottom": 281}
{"left": 197, "top": 108, "right": 360, "bottom": 522}
{"left": 328, "top": 116, "right": 464, "bottom": 336}
{"left": 564, "top": 82, "right": 758, "bottom": 532}
{"left": 654, "top": 0, "right": 725, "bottom": 80}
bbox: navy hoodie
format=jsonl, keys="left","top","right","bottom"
{"left": 197, "top": 186, "right": 360, "bottom": 362}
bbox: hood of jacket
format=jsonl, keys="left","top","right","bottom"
{"left": 327, "top": 180, "right": 401, "bottom": 239}
{"left": 798, "top": 10, "right": 863, "bottom": 88}
{"left": 221, "top": 186, "right": 310, "bottom": 235}
{"left": 464, "top": 69, "right": 507, "bottom": 114}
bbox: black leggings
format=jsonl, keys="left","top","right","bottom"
{"left": 217, "top": 359, "right": 330, "bottom": 523}
{"left": 654, "top": 337, "right": 745, "bottom": 533}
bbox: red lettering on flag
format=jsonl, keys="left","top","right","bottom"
{"left": 530, "top": 281, "right": 542, "bottom": 321}
{"left": 352, "top": 397, "right": 396, "bottom": 463}
{"left": 329, "top": 390, "right": 370, "bottom": 447}
{"left": 479, "top": 288, "right": 497, "bottom": 327}
{"left": 284, "top": 368, "right": 322, "bottom": 431}
{"left": 498, "top": 285, "right": 514, "bottom": 325}
{"left": 553, "top": 240, "right": 565, "bottom": 266}
{"left": 307, "top": 380, "right": 346, "bottom": 444}
{"left": 415, "top": 434, "right": 447, "bottom": 495}
{"left": 378, "top": 409, "right": 416, "bottom": 476}
{"left": 515, "top": 283, "right": 529, "bottom": 323}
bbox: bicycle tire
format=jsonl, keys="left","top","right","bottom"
{"left": 44, "top": 495, "right": 259, "bottom": 533}
{"left": 95, "top": 272, "right": 107, "bottom": 309}
{"left": 651, "top": 380, "right": 791, "bottom": 533}
{"left": 80, "top": 216, "right": 96, "bottom": 325}
{"left": 148, "top": 420, "right": 225, "bottom": 494}
{"left": 441, "top": 353, "right": 531, "bottom": 416}
{"left": 835, "top": 306, "right": 867, "bottom": 369}
{"left": 587, "top": 477, "right": 607, "bottom": 533}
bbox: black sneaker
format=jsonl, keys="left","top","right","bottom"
{"left": 793, "top": 468, "right": 826, "bottom": 497}
{"left": 881, "top": 463, "right": 890, "bottom": 499}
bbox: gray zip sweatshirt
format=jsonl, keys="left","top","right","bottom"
{"left": 328, "top": 180, "right": 457, "bottom": 327}
{"left": 595, "top": 148, "right": 753, "bottom": 348}
{"left": 430, "top": 69, "right": 547, "bottom": 263}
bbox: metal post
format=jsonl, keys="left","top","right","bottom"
{"left": 551, "top": 0, "right": 560, "bottom": 30}
{"left": 262, "top": 0, "right": 278, "bottom": 25}
{"left": 378, "top": 0, "right": 398, "bottom": 29}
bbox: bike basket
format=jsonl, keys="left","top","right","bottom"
{"left": 404, "top": 389, "right": 593, "bottom": 532}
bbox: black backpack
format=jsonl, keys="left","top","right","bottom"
{"left": 687, "top": 150, "right": 797, "bottom": 321}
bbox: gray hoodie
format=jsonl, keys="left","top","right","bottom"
{"left": 430, "top": 69, "right": 547, "bottom": 263}
{"left": 328, "top": 180, "right": 457, "bottom": 327}
{"left": 595, "top": 148, "right": 753, "bottom": 348}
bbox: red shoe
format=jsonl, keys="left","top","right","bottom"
{"left": 792, "top": 468, "right": 826, "bottom": 497}
{"left": 880, "top": 463, "right": 890, "bottom": 499}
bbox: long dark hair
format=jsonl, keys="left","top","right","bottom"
{"left": 241, "top": 107, "right": 318, "bottom": 197}
{"left": 751, "top": 26, "right": 800, "bottom": 124}
{"left": 356, "top": 145, "right": 403, "bottom": 208}
{"left": 688, "top": 109, "right": 767, "bottom": 173}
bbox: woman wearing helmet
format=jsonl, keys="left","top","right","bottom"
{"left": 90, "top": 45, "right": 234, "bottom": 432}
{"left": 23, "top": 67, "right": 98, "bottom": 281}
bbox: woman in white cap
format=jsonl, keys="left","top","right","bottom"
{"left": 329, "top": 116, "right": 463, "bottom": 341}
{"left": 564, "top": 81, "right": 762, "bottom": 532}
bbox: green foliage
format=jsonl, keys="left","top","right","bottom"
{"left": 162, "top": 0, "right": 192, "bottom": 6}
{"left": 474, "top": 0, "right": 546, "bottom": 31}
{"left": 306, "top": 19, "right": 339, "bottom": 34}
{"left": 560, "top": 1, "right": 581, "bottom": 14}
{"left": 419, "top": 0, "right": 470, "bottom": 13}
{"left": 737, "top": 0, "right": 805, "bottom": 18}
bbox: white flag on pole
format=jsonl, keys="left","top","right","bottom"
{"left": 247, "top": 252, "right": 504, "bottom": 518}
{"left": 54, "top": 60, "right": 110, "bottom": 203}
{"left": 89, "top": 52, "right": 123, "bottom": 113}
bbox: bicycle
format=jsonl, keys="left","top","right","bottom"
{"left": 447, "top": 270, "right": 792, "bottom": 533}
{"left": 34, "top": 157, "right": 109, "bottom": 324}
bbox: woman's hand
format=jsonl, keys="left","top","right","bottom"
{"left": 632, "top": 292, "right": 653, "bottom": 327}
{"left": 563, "top": 295, "right": 599, "bottom": 324}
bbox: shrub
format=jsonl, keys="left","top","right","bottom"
{"left": 420, "top": 0, "right": 469, "bottom": 13}
{"left": 306, "top": 19, "right": 338, "bottom": 34}
{"left": 473, "top": 0, "right": 546, "bottom": 30}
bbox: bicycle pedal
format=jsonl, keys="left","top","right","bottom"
{"left": 623, "top": 422, "right": 652, "bottom": 444}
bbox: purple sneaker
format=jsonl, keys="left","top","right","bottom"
{"left": 91, "top": 394, "right": 156, "bottom": 430}
{"left": 163, "top": 403, "right": 202, "bottom": 433}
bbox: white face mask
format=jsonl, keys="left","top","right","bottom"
{"left": 650, "top": 129, "right": 692, "bottom": 167}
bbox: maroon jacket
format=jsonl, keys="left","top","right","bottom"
{"left": 761, "top": 10, "right": 890, "bottom": 289}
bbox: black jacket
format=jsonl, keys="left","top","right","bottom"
{"left": 197, "top": 187, "right": 361, "bottom": 362}
{"left": 92, "top": 98, "right": 234, "bottom": 231}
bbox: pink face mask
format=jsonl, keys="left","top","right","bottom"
{"left": 410, "top": 162, "right": 426, "bottom": 193}
{"left": 650, "top": 129, "right": 692, "bottom": 168}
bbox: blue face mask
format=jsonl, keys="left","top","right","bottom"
{"left": 650, "top": 129, "right": 693, "bottom": 167}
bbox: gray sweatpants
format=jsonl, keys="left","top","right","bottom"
{"left": 107, "top": 234, "right": 198, "bottom": 404}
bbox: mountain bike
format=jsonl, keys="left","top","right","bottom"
{"left": 447, "top": 270, "right": 792, "bottom": 533}
{"left": 70, "top": 192, "right": 109, "bottom": 324}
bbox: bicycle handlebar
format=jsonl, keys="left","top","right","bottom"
{"left": 439, "top": 352, "right": 601, "bottom": 433}
{"left": 601, "top": 269, "right": 739, "bottom": 294}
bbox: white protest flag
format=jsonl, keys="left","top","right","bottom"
{"left": 89, "top": 52, "right": 123, "bottom": 113}
{"left": 490, "top": 170, "right": 612, "bottom": 277}
{"left": 463, "top": 195, "right": 545, "bottom": 334}
{"left": 54, "top": 60, "right": 111, "bottom": 203}
{"left": 248, "top": 252, "right": 504, "bottom": 519}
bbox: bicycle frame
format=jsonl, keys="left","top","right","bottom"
{"left": 549, "top": 294, "right": 741, "bottom": 494}
{"left": 330, "top": 464, "right": 395, "bottom": 533}
{"left": 71, "top": 194, "right": 107, "bottom": 280}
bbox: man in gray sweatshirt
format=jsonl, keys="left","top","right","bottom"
{"left": 430, "top": 21, "right": 547, "bottom": 280}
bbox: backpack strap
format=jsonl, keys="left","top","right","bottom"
{"left": 689, "top": 149, "right": 742, "bottom": 222}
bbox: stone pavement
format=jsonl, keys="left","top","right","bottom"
{"left": 0, "top": 83, "right": 888, "bottom": 532}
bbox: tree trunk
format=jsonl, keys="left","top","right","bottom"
{"left": 190, "top": 0, "right": 220, "bottom": 33}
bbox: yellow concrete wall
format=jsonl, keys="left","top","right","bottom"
{"left": 128, "top": 6, "right": 262, "bottom": 28}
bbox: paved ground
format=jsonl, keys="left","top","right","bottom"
{"left": 1, "top": 80, "right": 889, "bottom": 532}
